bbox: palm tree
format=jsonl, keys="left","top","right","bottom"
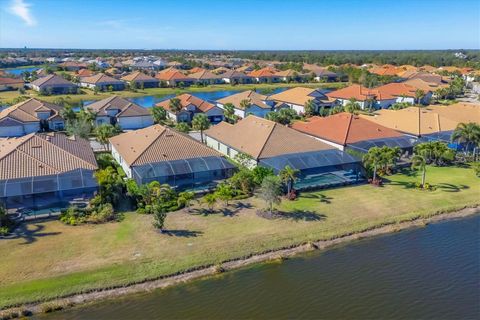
{"left": 304, "top": 100, "right": 316, "bottom": 117}
{"left": 411, "top": 154, "right": 427, "bottom": 188}
{"left": 451, "top": 123, "right": 480, "bottom": 157}
{"left": 415, "top": 89, "right": 425, "bottom": 104}
{"left": 151, "top": 106, "right": 167, "bottom": 124}
{"left": 95, "top": 124, "right": 119, "bottom": 151}
{"left": 192, "top": 113, "right": 211, "bottom": 143}
{"left": 169, "top": 97, "right": 182, "bottom": 114}
{"left": 279, "top": 165, "right": 299, "bottom": 195}
{"left": 239, "top": 99, "right": 251, "bottom": 112}
{"left": 344, "top": 98, "right": 361, "bottom": 114}
{"left": 202, "top": 193, "right": 217, "bottom": 213}
{"left": 362, "top": 147, "right": 385, "bottom": 182}
{"left": 223, "top": 103, "right": 236, "bottom": 123}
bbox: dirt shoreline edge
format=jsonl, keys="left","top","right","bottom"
{"left": 1, "top": 206, "right": 479, "bottom": 318}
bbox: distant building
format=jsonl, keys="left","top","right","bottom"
{"left": 216, "top": 90, "right": 274, "bottom": 118}
{"left": 85, "top": 96, "right": 153, "bottom": 130}
{"left": 121, "top": 71, "right": 159, "bottom": 88}
{"left": 0, "top": 77, "right": 24, "bottom": 91}
{"left": 156, "top": 94, "right": 224, "bottom": 123}
{"left": 269, "top": 87, "right": 335, "bottom": 114}
{"left": 79, "top": 73, "right": 125, "bottom": 91}
{"left": 30, "top": 74, "right": 78, "bottom": 95}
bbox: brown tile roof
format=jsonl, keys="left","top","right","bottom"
{"left": 80, "top": 73, "right": 124, "bottom": 85}
{"left": 220, "top": 70, "right": 250, "bottom": 79}
{"left": 189, "top": 67, "right": 206, "bottom": 73}
{"left": 0, "top": 132, "right": 97, "bottom": 180}
{"left": 424, "top": 103, "right": 480, "bottom": 124}
{"left": 216, "top": 90, "right": 271, "bottom": 110}
{"left": 109, "top": 124, "right": 222, "bottom": 167}
{"left": 121, "top": 71, "right": 158, "bottom": 82}
{"left": 406, "top": 72, "right": 447, "bottom": 86}
{"left": 274, "top": 69, "right": 303, "bottom": 77}
{"left": 369, "top": 64, "right": 400, "bottom": 76}
{"left": 359, "top": 107, "right": 460, "bottom": 136}
{"left": 403, "top": 78, "right": 443, "bottom": 91}
{"left": 188, "top": 70, "right": 221, "bottom": 80}
{"left": 86, "top": 96, "right": 150, "bottom": 117}
{"left": 0, "top": 98, "right": 63, "bottom": 124}
{"left": 31, "top": 74, "right": 76, "bottom": 87}
{"left": 205, "top": 116, "right": 334, "bottom": 160}
{"left": 327, "top": 84, "right": 377, "bottom": 101}
{"left": 0, "top": 77, "right": 24, "bottom": 85}
{"left": 156, "top": 94, "right": 216, "bottom": 113}
{"left": 291, "top": 112, "right": 403, "bottom": 145}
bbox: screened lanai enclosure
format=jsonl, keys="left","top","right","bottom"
{"left": 259, "top": 149, "right": 363, "bottom": 191}
{"left": 348, "top": 136, "right": 417, "bottom": 153}
{"left": 0, "top": 169, "right": 98, "bottom": 210}
{"left": 131, "top": 156, "right": 236, "bottom": 192}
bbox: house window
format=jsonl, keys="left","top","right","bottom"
{"left": 217, "top": 142, "right": 220, "bottom": 150}
{"left": 227, "top": 147, "right": 231, "bottom": 157}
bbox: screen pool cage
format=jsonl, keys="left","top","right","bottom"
{"left": 348, "top": 136, "right": 417, "bottom": 153}
{"left": 0, "top": 169, "right": 98, "bottom": 209}
{"left": 131, "top": 156, "right": 236, "bottom": 190}
{"left": 259, "top": 149, "right": 362, "bottom": 190}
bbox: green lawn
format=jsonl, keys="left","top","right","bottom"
{"left": 0, "top": 82, "right": 346, "bottom": 105}
{"left": 0, "top": 166, "right": 478, "bottom": 308}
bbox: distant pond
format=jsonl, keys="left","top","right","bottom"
{"left": 3, "top": 66, "right": 41, "bottom": 76}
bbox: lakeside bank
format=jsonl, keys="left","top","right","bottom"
{"left": 0, "top": 81, "right": 346, "bottom": 105}
{"left": 0, "top": 165, "right": 479, "bottom": 316}
{"left": 1, "top": 206, "right": 478, "bottom": 318}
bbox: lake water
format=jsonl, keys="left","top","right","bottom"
{"left": 3, "top": 66, "right": 40, "bottom": 76}
{"left": 81, "top": 87, "right": 290, "bottom": 108}
{"left": 41, "top": 214, "right": 480, "bottom": 320}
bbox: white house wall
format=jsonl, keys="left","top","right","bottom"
{"left": 111, "top": 144, "right": 133, "bottom": 178}
{"left": 118, "top": 116, "right": 154, "bottom": 130}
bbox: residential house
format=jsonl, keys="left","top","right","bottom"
{"left": 85, "top": 96, "right": 153, "bottom": 129}
{"left": 189, "top": 70, "right": 223, "bottom": 85}
{"left": 79, "top": 73, "right": 126, "bottom": 91}
{"left": 30, "top": 74, "right": 78, "bottom": 95}
{"left": 0, "top": 132, "right": 98, "bottom": 210}
{"left": 248, "top": 68, "right": 279, "bottom": 83}
{"left": 205, "top": 116, "right": 361, "bottom": 189}
{"left": 0, "top": 77, "right": 24, "bottom": 91}
{"left": 375, "top": 82, "right": 432, "bottom": 105}
{"left": 121, "top": 71, "right": 159, "bottom": 88}
{"left": 0, "top": 98, "right": 66, "bottom": 137}
{"left": 304, "top": 64, "right": 338, "bottom": 82}
{"left": 58, "top": 61, "right": 87, "bottom": 71}
{"left": 220, "top": 70, "right": 253, "bottom": 84}
{"left": 109, "top": 125, "right": 234, "bottom": 189}
{"left": 274, "top": 69, "right": 306, "bottom": 82}
{"left": 359, "top": 107, "right": 460, "bottom": 141}
{"left": 291, "top": 112, "right": 415, "bottom": 152}
{"left": 155, "top": 69, "right": 194, "bottom": 87}
{"left": 326, "top": 84, "right": 395, "bottom": 109}
{"left": 76, "top": 68, "right": 95, "bottom": 78}
{"left": 424, "top": 103, "right": 480, "bottom": 125}
{"left": 369, "top": 64, "right": 400, "bottom": 76}
{"left": 156, "top": 94, "right": 224, "bottom": 123}
{"left": 269, "top": 87, "right": 335, "bottom": 114}
{"left": 131, "top": 60, "right": 159, "bottom": 71}
{"left": 216, "top": 90, "right": 274, "bottom": 118}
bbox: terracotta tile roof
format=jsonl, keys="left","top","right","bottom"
{"left": 189, "top": 67, "right": 206, "bottom": 73}
{"left": 156, "top": 94, "right": 216, "bottom": 113}
{"left": 155, "top": 69, "right": 193, "bottom": 81}
{"left": 0, "top": 133, "right": 97, "bottom": 180}
{"left": 76, "top": 69, "right": 95, "bottom": 77}
{"left": 109, "top": 124, "right": 222, "bottom": 167}
{"left": 121, "top": 71, "right": 158, "bottom": 82}
{"left": 369, "top": 64, "right": 399, "bottom": 76}
{"left": 274, "top": 69, "right": 303, "bottom": 77}
{"left": 327, "top": 84, "right": 398, "bottom": 101}
{"left": 80, "top": 73, "right": 124, "bottom": 85}
{"left": 0, "top": 98, "right": 63, "bottom": 124}
{"left": 31, "top": 74, "right": 76, "bottom": 87}
{"left": 0, "top": 77, "right": 24, "bottom": 85}
{"left": 374, "top": 82, "right": 423, "bottom": 98}
{"left": 270, "top": 87, "right": 330, "bottom": 106}
{"left": 291, "top": 112, "right": 403, "bottom": 145}
{"left": 359, "top": 107, "right": 460, "bottom": 136}
{"left": 86, "top": 96, "right": 150, "bottom": 117}
{"left": 205, "top": 116, "right": 334, "bottom": 160}
{"left": 216, "top": 90, "right": 271, "bottom": 110}
{"left": 248, "top": 68, "right": 276, "bottom": 77}
{"left": 424, "top": 103, "right": 480, "bottom": 124}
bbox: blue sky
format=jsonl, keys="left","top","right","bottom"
{"left": 0, "top": 0, "right": 479, "bottom": 50}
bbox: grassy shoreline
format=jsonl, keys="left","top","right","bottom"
{"left": 0, "top": 82, "right": 346, "bottom": 105}
{"left": 0, "top": 166, "right": 479, "bottom": 310}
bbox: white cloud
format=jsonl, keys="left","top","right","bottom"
{"left": 9, "top": 0, "right": 36, "bottom": 26}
